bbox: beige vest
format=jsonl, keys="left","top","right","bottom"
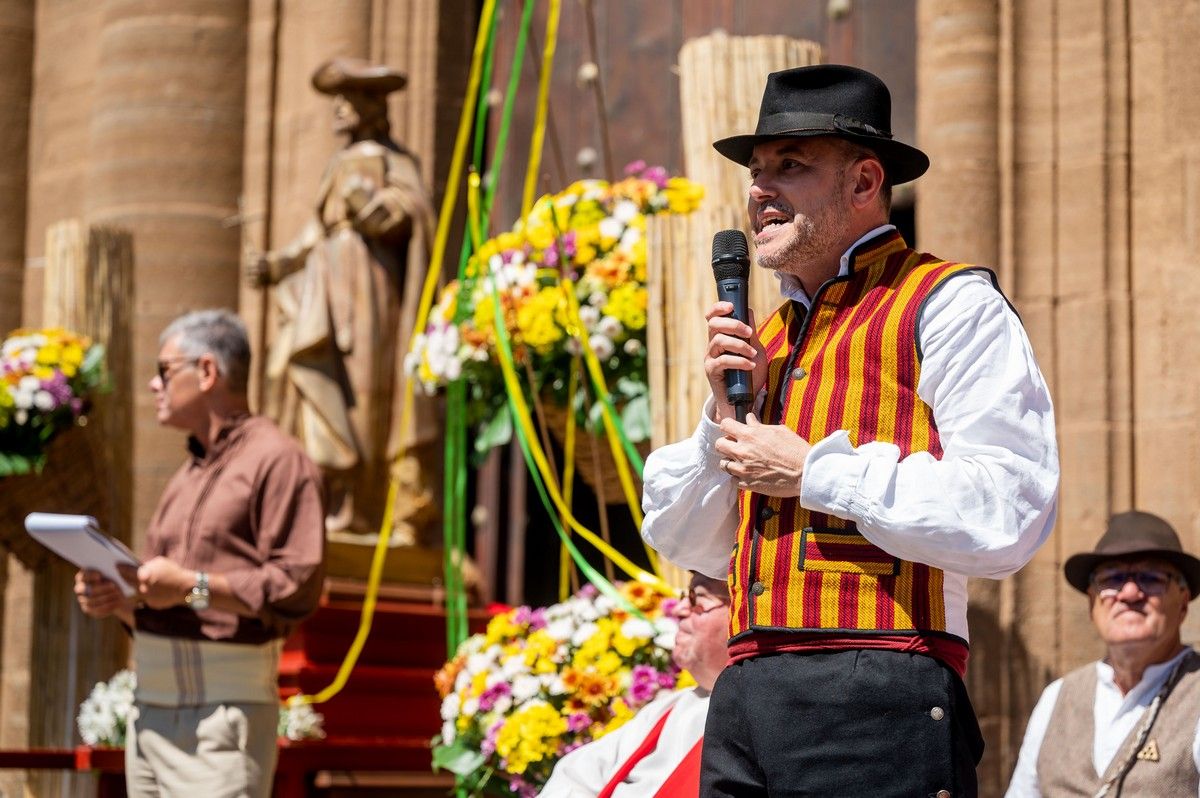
{"left": 1036, "top": 650, "right": 1200, "bottom": 796}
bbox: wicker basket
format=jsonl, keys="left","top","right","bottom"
{"left": 539, "top": 402, "right": 651, "bottom": 505}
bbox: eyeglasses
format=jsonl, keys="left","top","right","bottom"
{"left": 678, "top": 587, "right": 728, "bottom": 616}
{"left": 156, "top": 357, "right": 199, "bottom": 385}
{"left": 1090, "top": 568, "right": 1183, "bottom": 598}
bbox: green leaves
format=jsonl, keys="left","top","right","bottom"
{"left": 431, "top": 739, "right": 487, "bottom": 777}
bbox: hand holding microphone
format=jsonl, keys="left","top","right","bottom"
{"left": 706, "top": 229, "right": 763, "bottom": 424}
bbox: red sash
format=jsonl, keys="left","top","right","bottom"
{"left": 596, "top": 704, "right": 704, "bottom": 798}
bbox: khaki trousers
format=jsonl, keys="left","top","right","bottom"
{"left": 125, "top": 702, "right": 278, "bottom": 798}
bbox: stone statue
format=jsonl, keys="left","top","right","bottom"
{"left": 247, "top": 58, "right": 440, "bottom": 547}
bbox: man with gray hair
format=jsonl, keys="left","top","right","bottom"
{"left": 75, "top": 308, "right": 326, "bottom": 797}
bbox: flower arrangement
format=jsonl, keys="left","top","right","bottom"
{"left": 77, "top": 669, "right": 135, "bottom": 747}
{"left": 407, "top": 162, "right": 704, "bottom": 456}
{"left": 77, "top": 669, "right": 326, "bottom": 746}
{"left": 432, "top": 582, "right": 686, "bottom": 797}
{"left": 0, "top": 327, "right": 106, "bottom": 476}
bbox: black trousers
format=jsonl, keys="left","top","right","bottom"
{"left": 700, "top": 649, "right": 984, "bottom": 798}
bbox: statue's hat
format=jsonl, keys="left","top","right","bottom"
{"left": 312, "top": 58, "right": 407, "bottom": 96}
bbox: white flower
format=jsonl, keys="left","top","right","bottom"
{"left": 33, "top": 390, "right": 55, "bottom": 411}
{"left": 654, "top": 626, "right": 677, "bottom": 650}
{"left": 571, "top": 622, "right": 599, "bottom": 647}
{"left": 441, "top": 719, "right": 456, "bottom": 744}
{"left": 588, "top": 292, "right": 607, "bottom": 308}
{"left": 280, "top": 702, "right": 326, "bottom": 741}
{"left": 578, "top": 305, "right": 601, "bottom": 328}
{"left": 501, "top": 655, "right": 530, "bottom": 680}
{"left": 620, "top": 618, "right": 655, "bottom": 640}
{"left": 12, "top": 388, "right": 34, "bottom": 410}
{"left": 77, "top": 669, "right": 136, "bottom": 748}
{"left": 491, "top": 694, "right": 513, "bottom": 715}
{"left": 613, "top": 199, "right": 640, "bottom": 224}
{"left": 589, "top": 334, "right": 614, "bottom": 360}
{"left": 598, "top": 216, "right": 624, "bottom": 240}
{"left": 619, "top": 226, "right": 642, "bottom": 248}
{"left": 511, "top": 674, "right": 541, "bottom": 704}
{"left": 544, "top": 618, "right": 575, "bottom": 642}
{"left": 18, "top": 375, "right": 39, "bottom": 393}
{"left": 14, "top": 409, "right": 28, "bottom": 425}
{"left": 461, "top": 696, "right": 479, "bottom": 717}
{"left": 440, "top": 692, "right": 461, "bottom": 721}
{"left": 597, "top": 316, "right": 623, "bottom": 338}
{"left": 623, "top": 338, "right": 644, "bottom": 355}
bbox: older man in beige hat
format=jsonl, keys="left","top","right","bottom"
{"left": 1007, "top": 511, "right": 1200, "bottom": 796}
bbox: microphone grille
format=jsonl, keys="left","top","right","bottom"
{"left": 712, "top": 229, "right": 750, "bottom": 280}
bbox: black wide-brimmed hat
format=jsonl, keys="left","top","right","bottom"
{"left": 713, "top": 64, "right": 929, "bottom": 185}
{"left": 1064, "top": 510, "right": 1200, "bottom": 599}
{"left": 312, "top": 58, "right": 408, "bottom": 96}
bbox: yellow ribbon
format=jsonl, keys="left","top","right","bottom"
{"left": 521, "top": 0, "right": 561, "bottom": 218}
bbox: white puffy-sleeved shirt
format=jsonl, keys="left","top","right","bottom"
{"left": 1005, "top": 647, "right": 1200, "bottom": 796}
{"left": 640, "top": 225, "right": 1060, "bottom": 641}
{"left": 538, "top": 687, "right": 708, "bottom": 797}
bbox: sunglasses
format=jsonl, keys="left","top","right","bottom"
{"left": 678, "top": 587, "right": 728, "bottom": 616}
{"left": 156, "top": 357, "right": 200, "bottom": 385}
{"left": 1090, "top": 568, "right": 1183, "bottom": 598}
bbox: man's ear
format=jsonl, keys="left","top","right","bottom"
{"left": 197, "top": 354, "right": 220, "bottom": 391}
{"left": 849, "top": 156, "right": 885, "bottom": 211}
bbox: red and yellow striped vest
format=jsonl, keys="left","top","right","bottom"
{"left": 728, "top": 231, "right": 979, "bottom": 642}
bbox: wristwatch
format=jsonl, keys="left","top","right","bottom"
{"left": 184, "top": 571, "right": 210, "bottom": 612}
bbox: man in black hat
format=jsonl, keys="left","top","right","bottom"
{"left": 640, "top": 64, "right": 1060, "bottom": 795}
{"left": 1007, "top": 511, "right": 1200, "bottom": 796}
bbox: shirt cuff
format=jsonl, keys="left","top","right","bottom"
{"left": 800, "top": 431, "right": 900, "bottom": 523}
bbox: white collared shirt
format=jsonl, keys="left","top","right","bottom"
{"left": 1005, "top": 647, "right": 1200, "bottom": 796}
{"left": 640, "top": 225, "right": 1060, "bottom": 641}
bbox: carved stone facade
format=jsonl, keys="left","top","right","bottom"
{"left": 918, "top": 0, "right": 1200, "bottom": 790}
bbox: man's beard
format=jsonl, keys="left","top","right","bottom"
{"left": 755, "top": 186, "right": 851, "bottom": 276}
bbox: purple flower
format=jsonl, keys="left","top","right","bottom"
{"left": 623, "top": 159, "right": 647, "bottom": 176}
{"left": 544, "top": 245, "right": 559, "bottom": 267}
{"left": 577, "top": 584, "right": 599, "bottom": 599}
{"left": 528, "top": 607, "right": 548, "bottom": 630}
{"left": 478, "top": 681, "right": 512, "bottom": 712}
{"left": 628, "top": 665, "right": 660, "bottom": 703}
{"left": 481, "top": 717, "right": 505, "bottom": 756}
{"left": 566, "top": 712, "right": 591, "bottom": 733}
{"left": 560, "top": 740, "right": 586, "bottom": 755}
{"left": 644, "top": 165, "right": 669, "bottom": 189}
{"left": 660, "top": 597, "right": 681, "bottom": 616}
{"left": 508, "top": 777, "right": 538, "bottom": 798}
{"left": 512, "top": 606, "right": 534, "bottom": 626}
{"left": 657, "top": 665, "right": 680, "bottom": 689}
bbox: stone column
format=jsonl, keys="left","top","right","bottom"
{"left": 0, "top": 1, "right": 33, "bottom": 335}
{"left": 84, "top": 0, "right": 248, "bottom": 543}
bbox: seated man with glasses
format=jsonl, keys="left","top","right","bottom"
{"left": 540, "top": 572, "right": 729, "bottom": 798}
{"left": 1006, "top": 511, "right": 1200, "bottom": 796}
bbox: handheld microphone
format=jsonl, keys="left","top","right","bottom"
{"left": 711, "top": 229, "right": 752, "bottom": 421}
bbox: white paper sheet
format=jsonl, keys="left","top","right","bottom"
{"left": 24, "top": 512, "right": 139, "bottom": 597}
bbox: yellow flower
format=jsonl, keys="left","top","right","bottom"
{"left": 523, "top": 629, "right": 560, "bottom": 674}
{"left": 494, "top": 702, "right": 567, "bottom": 774}
{"left": 471, "top": 669, "right": 489, "bottom": 697}
{"left": 664, "top": 177, "right": 705, "bottom": 213}
{"left": 593, "top": 650, "right": 623, "bottom": 675}
{"left": 595, "top": 697, "right": 635, "bottom": 739}
{"left": 603, "top": 283, "right": 648, "bottom": 332}
{"left": 515, "top": 287, "right": 566, "bottom": 354}
{"left": 485, "top": 611, "right": 522, "bottom": 646}
{"left": 675, "top": 670, "right": 697, "bottom": 690}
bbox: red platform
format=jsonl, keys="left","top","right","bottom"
{"left": 276, "top": 578, "right": 490, "bottom": 779}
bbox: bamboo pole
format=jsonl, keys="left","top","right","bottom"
{"left": 643, "top": 35, "right": 821, "bottom": 588}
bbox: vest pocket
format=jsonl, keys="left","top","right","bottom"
{"left": 798, "top": 526, "right": 900, "bottom": 577}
